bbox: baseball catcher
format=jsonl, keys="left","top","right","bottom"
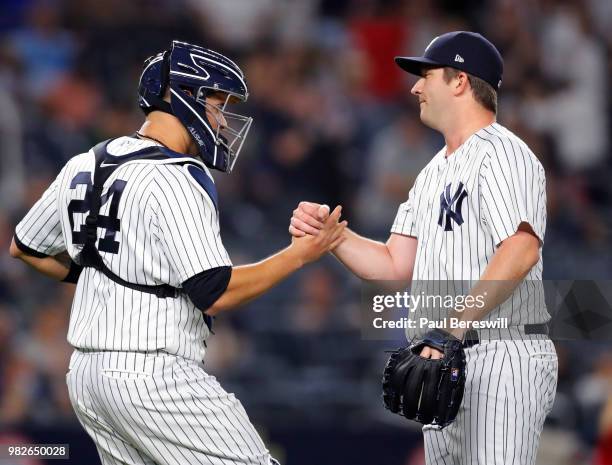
{"left": 382, "top": 329, "right": 466, "bottom": 429}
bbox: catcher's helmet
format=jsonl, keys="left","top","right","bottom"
{"left": 138, "top": 40, "right": 252, "bottom": 173}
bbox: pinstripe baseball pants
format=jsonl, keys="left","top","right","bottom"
{"left": 66, "top": 350, "right": 274, "bottom": 465}
{"left": 423, "top": 337, "right": 558, "bottom": 465}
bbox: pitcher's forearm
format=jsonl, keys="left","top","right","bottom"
{"left": 332, "top": 229, "right": 402, "bottom": 281}
{"left": 447, "top": 230, "right": 540, "bottom": 338}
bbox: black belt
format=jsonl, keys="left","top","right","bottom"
{"left": 463, "top": 323, "right": 548, "bottom": 348}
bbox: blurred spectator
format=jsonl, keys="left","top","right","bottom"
{"left": 355, "top": 105, "right": 437, "bottom": 235}
{"left": 347, "top": 3, "right": 409, "bottom": 101}
{"left": 14, "top": 292, "right": 74, "bottom": 425}
{"left": 291, "top": 265, "right": 345, "bottom": 332}
{"left": 6, "top": 0, "right": 77, "bottom": 99}
{"left": 24, "top": 65, "right": 102, "bottom": 171}
{"left": 595, "top": 395, "right": 612, "bottom": 465}
{"left": 186, "top": 0, "right": 279, "bottom": 48}
{"left": 536, "top": 427, "right": 587, "bottom": 465}
{"left": 574, "top": 351, "right": 612, "bottom": 443}
{"left": 521, "top": 1, "right": 608, "bottom": 172}
{"left": 0, "top": 309, "right": 30, "bottom": 426}
{"left": 0, "top": 86, "right": 24, "bottom": 213}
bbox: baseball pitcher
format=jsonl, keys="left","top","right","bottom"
{"left": 290, "top": 31, "right": 557, "bottom": 465}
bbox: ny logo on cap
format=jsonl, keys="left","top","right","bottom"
{"left": 438, "top": 182, "right": 468, "bottom": 231}
{"left": 454, "top": 54, "right": 464, "bottom": 63}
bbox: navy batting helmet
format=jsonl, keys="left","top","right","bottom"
{"left": 138, "top": 40, "right": 252, "bottom": 173}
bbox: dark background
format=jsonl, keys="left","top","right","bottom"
{"left": 0, "top": 0, "right": 611, "bottom": 464}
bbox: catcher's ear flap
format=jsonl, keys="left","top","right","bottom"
{"left": 159, "top": 50, "right": 171, "bottom": 97}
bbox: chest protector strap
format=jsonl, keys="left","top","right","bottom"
{"left": 78, "top": 139, "right": 179, "bottom": 298}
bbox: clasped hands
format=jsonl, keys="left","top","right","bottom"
{"left": 289, "top": 202, "right": 347, "bottom": 263}
{"left": 287, "top": 201, "right": 346, "bottom": 265}
{"left": 288, "top": 201, "right": 447, "bottom": 360}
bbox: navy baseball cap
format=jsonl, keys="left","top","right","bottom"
{"left": 395, "top": 31, "right": 504, "bottom": 91}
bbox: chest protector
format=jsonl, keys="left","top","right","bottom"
{"left": 77, "top": 139, "right": 211, "bottom": 299}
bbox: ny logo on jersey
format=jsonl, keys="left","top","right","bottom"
{"left": 438, "top": 182, "right": 468, "bottom": 231}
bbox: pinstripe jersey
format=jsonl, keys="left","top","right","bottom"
{"left": 15, "top": 136, "right": 231, "bottom": 361}
{"left": 391, "top": 122, "right": 549, "bottom": 327}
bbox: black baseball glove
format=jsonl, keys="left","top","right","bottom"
{"left": 382, "top": 329, "right": 466, "bottom": 429}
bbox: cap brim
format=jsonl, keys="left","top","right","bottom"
{"left": 394, "top": 56, "right": 442, "bottom": 76}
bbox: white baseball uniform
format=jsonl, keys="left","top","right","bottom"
{"left": 15, "top": 136, "right": 276, "bottom": 465}
{"left": 391, "top": 122, "right": 558, "bottom": 465}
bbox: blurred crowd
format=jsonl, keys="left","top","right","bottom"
{"left": 0, "top": 0, "right": 611, "bottom": 463}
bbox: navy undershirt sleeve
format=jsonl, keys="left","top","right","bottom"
{"left": 182, "top": 266, "right": 232, "bottom": 311}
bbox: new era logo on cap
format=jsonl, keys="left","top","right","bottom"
{"left": 454, "top": 54, "right": 464, "bottom": 63}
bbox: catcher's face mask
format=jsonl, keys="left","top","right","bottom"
{"left": 198, "top": 90, "right": 252, "bottom": 174}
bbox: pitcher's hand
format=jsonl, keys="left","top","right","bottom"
{"left": 289, "top": 201, "right": 331, "bottom": 237}
{"left": 289, "top": 206, "right": 346, "bottom": 264}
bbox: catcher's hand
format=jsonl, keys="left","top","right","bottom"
{"left": 382, "top": 329, "right": 466, "bottom": 429}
